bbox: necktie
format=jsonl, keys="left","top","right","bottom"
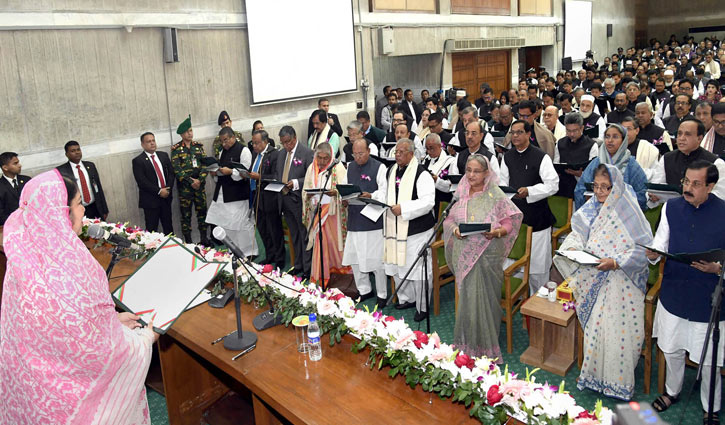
{"left": 250, "top": 153, "right": 262, "bottom": 192}
{"left": 76, "top": 164, "right": 91, "bottom": 204}
{"left": 281, "top": 152, "right": 292, "bottom": 183}
{"left": 151, "top": 154, "right": 166, "bottom": 188}
{"left": 12, "top": 178, "right": 18, "bottom": 192}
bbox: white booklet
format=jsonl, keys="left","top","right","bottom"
{"left": 361, "top": 204, "right": 386, "bottom": 222}
{"left": 112, "top": 237, "right": 226, "bottom": 334}
{"left": 555, "top": 249, "right": 601, "bottom": 266}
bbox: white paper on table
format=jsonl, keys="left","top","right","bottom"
{"left": 647, "top": 190, "right": 681, "bottom": 202}
{"left": 186, "top": 290, "right": 213, "bottom": 311}
{"left": 555, "top": 249, "right": 600, "bottom": 265}
{"left": 361, "top": 204, "right": 386, "bottom": 222}
{"left": 264, "top": 183, "right": 285, "bottom": 192}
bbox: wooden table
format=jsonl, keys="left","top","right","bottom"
{"left": 520, "top": 296, "right": 578, "bottom": 376}
{"left": 97, "top": 248, "right": 519, "bottom": 425}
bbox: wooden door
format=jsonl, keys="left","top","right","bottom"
{"left": 452, "top": 50, "right": 511, "bottom": 101}
{"left": 451, "top": 0, "right": 510, "bottom": 15}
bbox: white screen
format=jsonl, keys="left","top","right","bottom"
{"left": 245, "top": 0, "right": 358, "bottom": 104}
{"left": 564, "top": 0, "right": 592, "bottom": 62}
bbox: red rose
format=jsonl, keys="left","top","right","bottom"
{"left": 329, "top": 293, "right": 345, "bottom": 301}
{"left": 486, "top": 385, "right": 503, "bottom": 405}
{"left": 412, "top": 330, "right": 429, "bottom": 348}
{"left": 262, "top": 264, "right": 274, "bottom": 273}
{"left": 125, "top": 227, "right": 134, "bottom": 234}
{"left": 576, "top": 411, "right": 598, "bottom": 420}
{"left": 384, "top": 316, "right": 395, "bottom": 322}
{"left": 454, "top": 353, "right": 474, "bottom": 370}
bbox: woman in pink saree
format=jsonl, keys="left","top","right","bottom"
{"left": 443, "top": 155, "right": 522, "bottom": 361}
{"left": 1, "top": 169, "right": 157, "bottom": 424}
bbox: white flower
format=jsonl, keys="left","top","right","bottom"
{"left": 317, "top": 298, "right": 337, "bottom": 316}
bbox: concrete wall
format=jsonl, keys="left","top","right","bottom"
{"left": 647, "top": 0, "right": 725, "bottom": 44}
{"left": 591, "top": 0, "right": 635, "bottom": 64}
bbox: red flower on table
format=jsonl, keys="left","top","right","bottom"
{"left": 486, "top": 385, "right": 503, "bottom": 405}
{"left": 262, "top": 264, "right": 274, "bottom": 274}
{"left": 412, "top": 330, "right": 429, "bottom": 348}
{"left": 454, "top": 352, "right": 475, "bottom": 370}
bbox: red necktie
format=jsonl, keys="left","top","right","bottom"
{"left": 151, "top": 154, "right": 166, "bottom": 187}
{"left": 76, "top": 164, "right": 91, "bottom": 204}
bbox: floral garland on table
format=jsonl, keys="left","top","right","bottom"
{"left": 83, "top": 217, "right": 613, "bottom": 425}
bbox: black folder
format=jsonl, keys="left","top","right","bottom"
{"left": 637, "top": 244, "right": 725, "bottom": 264}
{"left": 459, "top": 223, "right": 491, "bottom": 236}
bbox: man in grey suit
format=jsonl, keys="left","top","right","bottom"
{"left": 277, "top": 126, "right": 314, "bottom": 278}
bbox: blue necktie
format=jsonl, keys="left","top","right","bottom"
{"left": 250, "top": 153, "right": 262, "bottom": 192}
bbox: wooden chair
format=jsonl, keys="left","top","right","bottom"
{"left": 436, "top": 201, "right": 449, "bottom": 241}
{"left": 430, "top": 239, "right": 456, "bottom": 316}
{"left": 642, "top": 204, "right": 663, "bottom": 394}
{"left": 282, "top": 218, "right": 295, "bottom": 267}
{"left": 548, "top": 196, "right": 573, "bottom": 252}
{"left": 501, "top": 224, "right": 533, "bottom": 353}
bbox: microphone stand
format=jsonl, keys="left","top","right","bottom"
{"left": 385, "top": 199, "right": 457, "bottom": 334}
{"left": 682, "top": 262, "right": 725, "bottom": 425}
{"left": 105, "top": 245, "right": 125, "bottom": 280}
{"left": 305, "top": 162, "right": 335, "bottom": 292}
{"left": 223, "top": 254, "right": 258, "bottom": 351}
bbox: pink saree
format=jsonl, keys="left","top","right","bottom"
{"left": 0, "top": 170, "right": 154, "bottom": 425}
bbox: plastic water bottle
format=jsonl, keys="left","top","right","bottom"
{"left": 307, "top": 313, "right": 322, "bottom": 361}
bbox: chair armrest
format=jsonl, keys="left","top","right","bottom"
{"left": 504, "top": 254, "right": 529, "bottom": 277}
{"left": 645, "top": 260, "right": 666, "bottom": 304}
{"left": 552, "top": 223, "right": 572, "bottom": 238}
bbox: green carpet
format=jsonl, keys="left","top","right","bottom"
{"left": 147, "top": 233, "right": 712, "bottom": 424}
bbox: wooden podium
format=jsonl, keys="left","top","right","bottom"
{"left": 520, "top": 296, "right": 578, "bottom": 376}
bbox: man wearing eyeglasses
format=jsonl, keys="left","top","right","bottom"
{"left": 646, "top": 160, "right": 725, "bottom": 420}
{"left": 663, "top": 94, "right": 694, "bottom": 135}
{"left": 701, "top": 103, "right": 725, "bottom": 157}
{"left": 553, "top": 112, "right": 598, "bottom": 198}
{"left": 502, "top": 100, "right": 556, "bottom": 158}
{"left": 649, "top": 118, "right": 725, "bottom": 206}
{"left": 500, "top": 120, "right": 559, "bottom": 295}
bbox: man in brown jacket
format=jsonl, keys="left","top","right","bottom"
{"left": 503, "top": 100, "right": 556, "bottom": 159}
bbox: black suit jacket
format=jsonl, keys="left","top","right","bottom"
{"left": 275, "top": 142, "right": 314, "bottom": 211}
{"left": 0, "top": 175, "right": 31, "bottom": 225}
{"left": 56, "top": 161, "right": 109, "bottom": 216}
{"left": 132, "top": 151, "right": 175, "bottom": 209}
{"left": 403, "top": 100, "right": 423, "bottom": 124}
{"left": 307, "top": 112, "right": 343, "bottom": 141}
{"left": 252, "top": 145, "right": 280, "bottom": 213}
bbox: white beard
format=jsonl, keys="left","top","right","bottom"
{"left": 580, "top": 110, "right": 592, "bottom": 119}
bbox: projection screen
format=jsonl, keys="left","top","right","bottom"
{"left": 245, "top": 0, "right": 358, "bottom": 104}
{"left": 564, "top": 0, "right": 593, "bottom": 62}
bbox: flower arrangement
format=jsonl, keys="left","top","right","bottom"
{"left": 84, "top": 217, "right": 613, "bottom": 425}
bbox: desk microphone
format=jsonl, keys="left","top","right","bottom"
{"left": 212, "top": 227, "right": 246, "bottom": 259}
{"left": 87, "top": 225, "right": 141, "bottom": 251}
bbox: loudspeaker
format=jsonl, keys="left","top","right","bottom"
{"left": 163, "top": 28, "right": 179, "bottom": 63}
{"left": 607, "top": 24, "right": 613, "bottom": 38}
{"left": 561, "top": 57, "right": 572, "bottom": 71}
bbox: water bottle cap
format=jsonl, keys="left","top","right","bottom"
{"left": 309, "top": 313, "right": 317, "bottom": 322}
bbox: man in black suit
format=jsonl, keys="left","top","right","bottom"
{"left": 402, "top": 89, "right": 423, "bottom": 125}
{"left": 307, "top": 98, "right": 342, "bottom": 141}
{"left": 249, "top": 129, "right": 284, "bottom": 269}
{"left": 56, "top": 141, "right": 109, "bottom": 220}
{"left": 132, "top": 132, "right": 175, "bottom": 234}
{"left": 277, "top": 126, "right": 314, "bottom": 278}
{"left": 0, "top": 152, "right": 31, "bottom": 225}
{"left": 356, "top": 111, "right": 386, "bottom": 147}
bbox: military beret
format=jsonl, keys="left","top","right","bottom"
{"left": 177, "top": 114, "right": 192, "bottom": 135}
{"left": 218, "top": 110, "right": 230, "bottom": 126}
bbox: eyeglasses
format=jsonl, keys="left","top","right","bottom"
{"left": 518, "top": 113, "right": 532, "bottom": 119}
{"left": 591, "top": 184, "right": 612, "bottom": 192}
{"left": 713, "top": 119, "right": 725, "bottom": 127}
{"left": 675, "top": 101, "right": 690, "bottom": 106}
{"left": 681, "top": 177, "right": 706, "bottom": 188}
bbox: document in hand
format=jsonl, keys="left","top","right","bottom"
{"left": 459, "top": 222, "right": 491, "bottom": 236}
{"left": 264, "top": 179, "right": 286, "bottom": 192}
{"left": 499, "top": 185, "right": 517, "bottom": 199}
{"left": 112, "top": 237, "right": 226, "bottom": 333}
{"left": 441, "top": 173, "right": 463, "bottom": 192}
{"left": 646, "top": 183, "right": 682, "bottom": 201}
{"left": 555, "top": 249, "right": 601, "bottom": 266}
{"left": 336, "top": 184, "right": 362, "bottom": 200}
{"left": 636, "top": 244, "right": 725, "bottom": 264}
{"left": 553, "top": 160, "right": 592, "bottom": 174}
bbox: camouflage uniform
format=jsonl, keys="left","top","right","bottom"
{"left": 170, "top": 140, "right": 209, "bottom": 239}
{"left": 212, "top": 130, "right": 246, "bottom": 159}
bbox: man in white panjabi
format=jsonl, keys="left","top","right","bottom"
{"left": 206, "top": 127, "right": 258, "bottom": 258}
{"left": 384, "top": 139, "right": 436, "bottom": 322}
{"left": 342, "top": 139, "right": 389, "bottom": 309}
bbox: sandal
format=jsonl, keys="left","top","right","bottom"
{"left": 704, "top": 411, "right": 720, "bottom": 425}
{"left": 652, "top": 393, "right": 679, "bottom": 413}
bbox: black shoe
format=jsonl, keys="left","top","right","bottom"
{"left": 376, "top": 297, "right": 387, "bottom": 310}
{"left": 290, "top": 268, "right": 302, "bottom": 276}
{"left": 413, "top": 310, "right": 428, "bottom": 322}
{"left": 199, "top": 236, "right": 211, "bottom": 247}
{"left": 395, "top": 301, "right": 415, "bottom": 310}
{"left": 183, "top": 233, "right": 193, "bottom": 244}
{"left": 358, "top": 292, "right": 374, "bottom": 302}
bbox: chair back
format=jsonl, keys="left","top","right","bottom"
{"left": 548, "top": 195, "right": 572, "bottom": 228}
{"left": 508, "top": 223, "right": 530, "bottom": 260}
{"left": 644, "top": 204, "right": 662, "bottom": 235}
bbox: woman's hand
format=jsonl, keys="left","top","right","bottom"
{"left": 118, "top": 312, "right": 141, "bottom": 330}
{"left": 325, "top": 189, "right": 337, "bottom": 197}
{"left": 146, "top": 320, "right": 161, "bottom": 343}
{"left": 596, "top": 257, "right": 617, "bottom": 271}
{"left": 454, "top": 227, "right": 463, "bottom": 239}
{"left": 483, "top": 227, "right": 507, "bottom": 240}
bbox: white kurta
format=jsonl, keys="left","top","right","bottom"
{"left": 383, "top": 170, "right": 436, "bottom": 279}
{"left": 424, "top": 153, "right": 456, "bottom": 193}
{"left": 342, "top": 164, "right": 388, "bottom": 271}
{"left": 649, "top": 202, "right": 725, "bottom": 366}
{"left": 206, "top": 147, "right": 258, "bottom": 256}
{"left": 647, "top": 155, "right": 725, "bottom": 208}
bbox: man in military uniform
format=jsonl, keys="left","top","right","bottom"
{"left": 212, "top": 110, "right": 246, "bottom": 159}
{"left": 171, "top": 115, "right": 210, "bottom": 245}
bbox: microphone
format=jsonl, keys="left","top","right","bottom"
{"left": 325, "top": 158, "right": 340, "bottom": 173}
{"left": 87, "top": 224, "right": 141, "bottom": 250}
{"left": 440, "top": 195, "right": 458, "bottom": 218}
{"left": 212, "top": 227, "right": 246, "bottom": 259}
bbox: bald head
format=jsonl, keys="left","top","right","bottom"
{"left": 352, "top": 139, "right": 370, "bottom": 166}
{"left": 543, "top": 105, "right": 559, "bottom": 130}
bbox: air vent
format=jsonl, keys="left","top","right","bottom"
{"left": 452, "top": 38, "right": 525, "bottom": 51}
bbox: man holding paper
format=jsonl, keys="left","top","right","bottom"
{"left": 647, "top": 160, "right": 725, "bottom": 418}
{"left": 302, "top": 142, "right": 348, "bottom": 286}
{"left": 342, "top": 139, "right": 388, "bottom": 308}
{"left": 422, "top": 133, "right": 456, "bottom": 218}
{"left": 384, "top": 139, "right": 436, "bottom": 321}
{"left": 206, "top": 127, "right": 258, "bottom": 259}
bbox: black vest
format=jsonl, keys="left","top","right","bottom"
{"left": 714, "top": 133, "right": 725, "bottom": 158}
{"left": 214, "top": 142, "right": 250, "bottom": 202}
{"left": 347, "top": 159, "right": 384, "bottom": 232}
{"left": 389, "top": 165, "right": 436, "bottom": 236}
{"left": 503, "top": 146, "right": 556, "bottom": 231}
{"left": 456, "top": 144, "right": 493, "bottom": 172}
{"left": 639, "top": 122, "right": 670, "bottom": 156}
{"left": 556, "top": 135, "right": 595, "bottom": 198}
{"left": 663, "top": 147, "right": 718, "bottom": 187}
{"left": 583, "top": 113, "right": 601, "bottom": 130}
{"left": 606, "top": 109, "right": 635, "bottom": 124}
